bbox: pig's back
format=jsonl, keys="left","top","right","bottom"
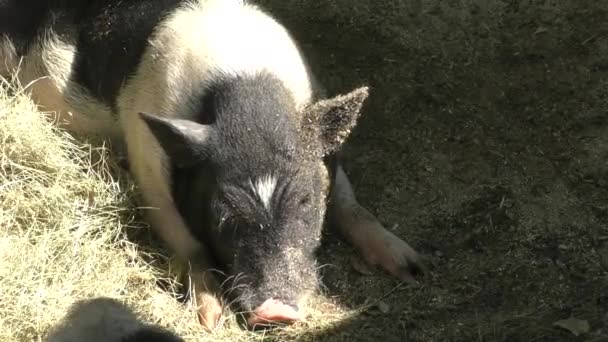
{"left": 118, "top": 0, "right": 314, "bottom": 119}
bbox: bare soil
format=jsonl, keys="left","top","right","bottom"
{"left": 252, "top": 0, "right": 608, "bottom": 341}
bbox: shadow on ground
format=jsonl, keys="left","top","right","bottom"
{"left": 46, "top": 297, "right": 184, "bottom": 342}
{"left": 247, "top": 0, "right": 608, "bottom": 341}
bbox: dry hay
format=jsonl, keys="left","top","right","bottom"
{"left": 0, "top": 75, "right": 355, "bottom": 341}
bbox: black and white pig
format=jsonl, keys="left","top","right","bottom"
{"left": 0, "top": 0, "right": 424, "bottom": 330}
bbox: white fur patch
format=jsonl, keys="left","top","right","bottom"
{"left": 252, "top": 175, "right": 277, "bottom": 208}
{"left": 8, "top": 26, "right": 119, "bottom": 139}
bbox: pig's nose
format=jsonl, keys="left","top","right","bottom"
{"left": 247, "top": 299, "right": 301, "bottom": 328}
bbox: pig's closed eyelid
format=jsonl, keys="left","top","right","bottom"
{"left": 221, "top": 186, "right": 254, "bottom": 208}
{"left": 273, "top": 176, "right": 298, "bottom": 203}
{"left": 213, "top": 194, "right": 245, "bottom": 221}
{"left": 218, "top": 192, "right": 261, "bottom": 223}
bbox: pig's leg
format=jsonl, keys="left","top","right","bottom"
{"left": 181, "top": 265, "right": 225, "bottom": 330}
{"left": 330, "top": 162, "right": 424, "bottom": 283}
{"left": 121, "top": 114, "right": 224, "bottom": 329}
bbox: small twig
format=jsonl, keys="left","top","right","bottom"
{"left": 358, "top": 282, "right": 423, "bottom": 314}
{"left": 421, "top": 195, "right": 440, "bottom": 208}
{"left": 581, "top": 33, "right": 599, "bottom": 46}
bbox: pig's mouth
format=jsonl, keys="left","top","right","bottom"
{"left": 224, "top": 270, "right": 315, "bottom": 330}
{"left": 228, "top": 282, "right": 310, "bottom": 329}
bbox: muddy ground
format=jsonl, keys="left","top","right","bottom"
{"left": 250, "top": 0, "right": 608, "bottom": 341}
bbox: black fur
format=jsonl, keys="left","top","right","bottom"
{"left": 0, "top": 0, "right": 50, "bottom": 54}
{"left": 71, "top": 0, "right": 186, "bottom": 111}
{"left": 205, "top": 72, "right": 303, "bottom": 169}
{"left": 169, "top": 72, "right": 307, "bottom": 232}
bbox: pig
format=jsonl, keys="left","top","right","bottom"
{"left": 0, "top": 0, "right": 424, "bottom": 330}
{"left": 46, "top": 297, "right": 184, "bottom": 342}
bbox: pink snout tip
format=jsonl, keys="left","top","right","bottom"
{"left": 247, "top": 299, "right": 302, "bottom": 328}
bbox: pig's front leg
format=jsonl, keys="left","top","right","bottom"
{"left": 180, "top": 262, "right": 225, "bottom": 331}
{"left": 134, "top": 176, "right": 224, "bottom": 331}
{"left": 330, "top": 163, "right": 425, "bottom": 283}
{"left": 122, "top": 119, "right": 224, "bottom": 330}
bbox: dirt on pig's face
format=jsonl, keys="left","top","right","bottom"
{"left": 209, "top": 156, "right": 331, "bottom": 315}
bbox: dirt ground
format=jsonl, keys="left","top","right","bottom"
{"left": 250, "top": 0, "right": 608, "bottom": 341}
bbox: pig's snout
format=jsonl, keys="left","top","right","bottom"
{"left": 246, "top": 298, "right": 302, "bottom": 328}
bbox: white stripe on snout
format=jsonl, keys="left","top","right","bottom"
{"left": 251, "top": 175, "right": 277, "bottom": 208}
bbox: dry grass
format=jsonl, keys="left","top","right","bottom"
{"left": 0, "top": 75, "right": 354, "bottom": 341}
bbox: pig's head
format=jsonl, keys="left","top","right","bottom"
{"left": 140, "top": 78, "right": 368, "bottom": 328}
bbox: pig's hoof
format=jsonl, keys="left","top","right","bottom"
{"left": 358, "top": 225, "right": 426, "bottom": 284}
{"left": 195, "top": 292, "right": 223, "bottom": 331}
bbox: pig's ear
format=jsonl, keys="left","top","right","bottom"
{"left": 139, "top": 112, "right": 215, "bottom": 167}
{"left": 304, "top": 86, "right": 369, "bottom": 156}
